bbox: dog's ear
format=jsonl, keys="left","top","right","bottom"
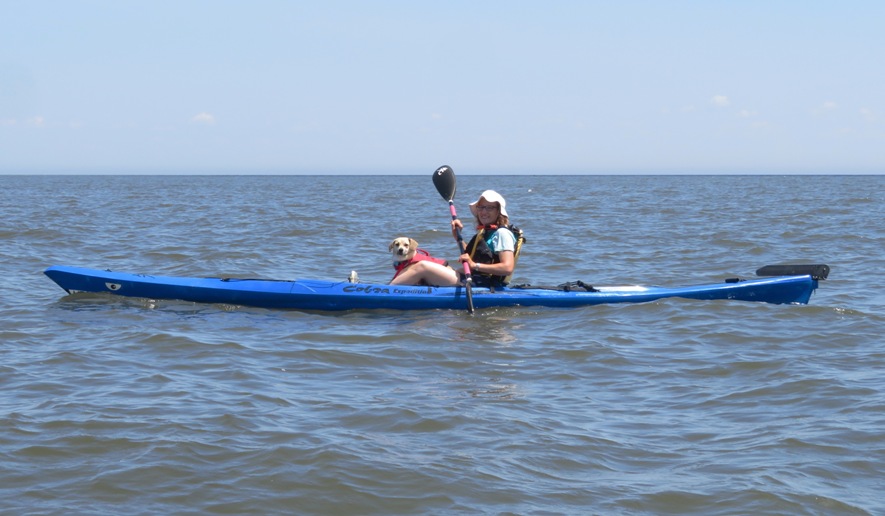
{"left": 410, "top": 238, "right": 418, "bottom": 249}
{"left": 388, "top": 240, "right": 395, "bottom": 252}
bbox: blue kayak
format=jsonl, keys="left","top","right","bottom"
{"left": 44, "top": 264, "right": 828, "bottom": 311}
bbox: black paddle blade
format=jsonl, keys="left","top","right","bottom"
{"left": 432, "top": 165, "right": 456, "bottom": 202}
{"left": 465, "top": 283, "right": 474, "bottom": 313}
{"left": 756, "top": 264, "right": 830, "bottom": 280}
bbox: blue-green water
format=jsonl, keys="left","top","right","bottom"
{"left": 2, "top": 174, "right": 883, "bottom": 514}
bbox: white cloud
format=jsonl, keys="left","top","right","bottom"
{"left": 191, "top": 112, "right": 216, "bottom": 125}
{"left": 1, "top": 118, "right": 17, "bottom": 126}
{"left": 812, "top": 101, "right": 839, "bottom": 116}
{"left": 711, "top": 95, "right": 730, "bottom": 107}
{"left": 28, "top": 116, "right": 45, "bottom": 127}
{"left": 738, "top": 109, "right": 758, "bottom": 118}
{"left": 859, "top": 108, "right": 875, "bottom": 122}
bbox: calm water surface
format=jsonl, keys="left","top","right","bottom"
{"left": 2, "top": 174, "right": 883, "bottom": 515}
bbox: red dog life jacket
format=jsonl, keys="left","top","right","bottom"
{"left": 392, "top": 249, "right": 449, "bottom": 280}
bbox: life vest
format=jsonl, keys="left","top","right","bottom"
{"left": 391, "top": 249, "right": 449, "bottom": 279}
{"left": 465, "top": 225, "right": 525, "bottom": 287}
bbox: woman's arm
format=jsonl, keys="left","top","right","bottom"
{"left": 451, "top": 218, "right": 463, "bottom": 240}
{"left": 462, "top": 250, "right": 514, "bottom": 276}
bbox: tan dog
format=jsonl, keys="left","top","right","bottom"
{"left": 389, "top": 237, "right": 451, "bottom": 284}
{"left": 389, "top": 237, "right": 419, "bottom": 263}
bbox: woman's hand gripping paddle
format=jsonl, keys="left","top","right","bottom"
{"left": 433, "top": 165, "right": 474, "bottom": 313}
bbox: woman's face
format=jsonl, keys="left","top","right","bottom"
{"left": 474, "top": 199, "right": 499, "bottom": 225}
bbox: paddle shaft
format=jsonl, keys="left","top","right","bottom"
{"left": 448, "top": 200, "right": 472, "bottom": 281}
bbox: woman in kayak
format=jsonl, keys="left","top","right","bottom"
{"left": 390, "top": 190, "right": 517, "bottom": 287}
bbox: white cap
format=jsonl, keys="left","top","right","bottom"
{"left": 469, "top": 190, "right": 508, "bottom": 218}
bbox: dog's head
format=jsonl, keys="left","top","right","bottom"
{"left": 389, "top": 237, "right": 418, "bottom": 262}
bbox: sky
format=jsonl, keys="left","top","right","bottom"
{"left": 1, "top": 1, "right": 883, "bottom": 174}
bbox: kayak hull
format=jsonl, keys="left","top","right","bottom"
{"left": 44, "top": 265, "right": 820, "bottom": 311}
